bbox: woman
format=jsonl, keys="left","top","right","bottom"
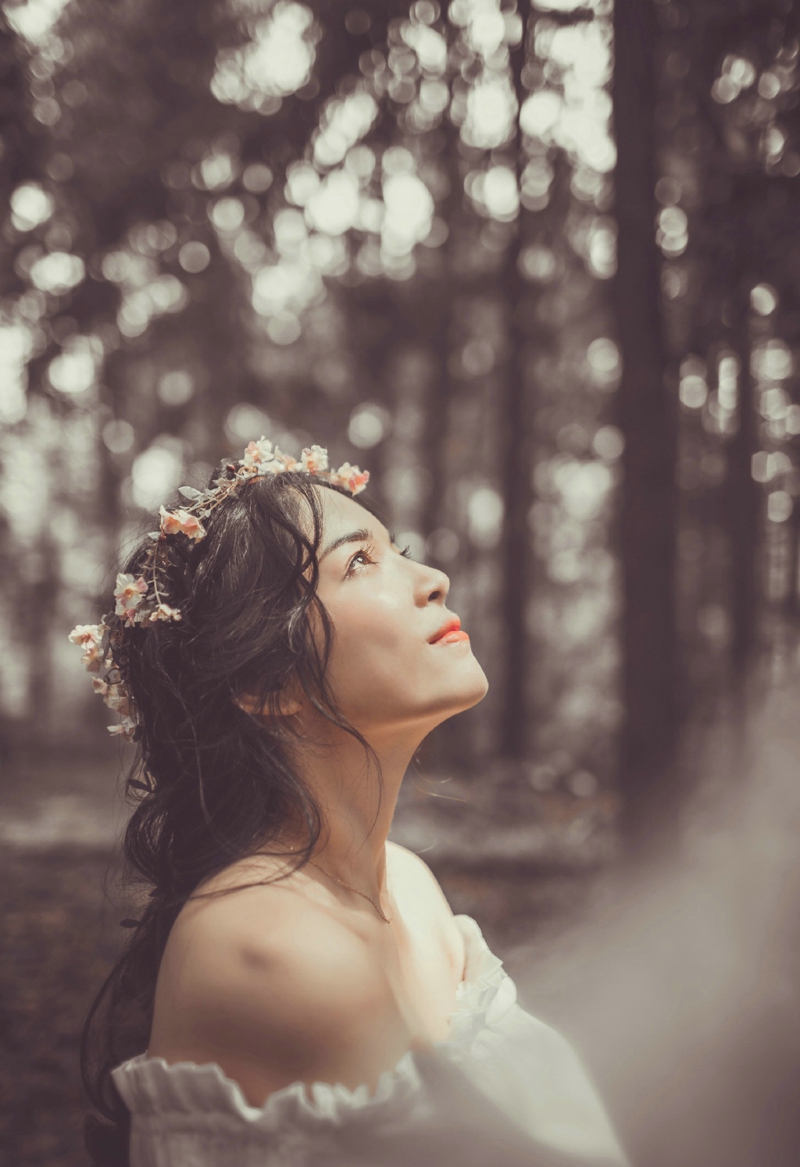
{"left": 75, "top": 438, "right": 629, "bottom": 1167}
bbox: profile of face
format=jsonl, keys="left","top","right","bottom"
{"left": 292, "top": 487, "right": 489, "bottom": 741}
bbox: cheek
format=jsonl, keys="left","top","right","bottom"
{"left": 323, "top": 591, "right": 423, "bottom": 699}
{"left": 328, "top": 591, "right": 412, "bottom": 663}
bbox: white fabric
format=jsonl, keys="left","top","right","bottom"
{"left": 112, "top": 914, "right": 629, "bottom": 1167}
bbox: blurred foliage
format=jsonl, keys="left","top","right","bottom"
{"left": 0, "top": 0, "right": 798, "bottom": 845}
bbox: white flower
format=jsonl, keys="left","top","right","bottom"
{"left": 68, "top": 623, "right": 105, "bottom": 646}
{"left": 82, "top": 644, "right": 104, "bottom": 672}
{"left": 242, "top": 437, "right": 275, "bottom": 468}
{"left": 68, "top": 623, "right": 106, "bottom": 672}
{"left": 108, "top": 716, "right": 136, "bottom": 739}
{"left": 300, "top": 444, "right": 329, "bottom": 474}
{"left": 102, "top": 683, "right": 130, "bottom": 716}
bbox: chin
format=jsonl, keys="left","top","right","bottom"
{"left": 446, "top": 668, "right": 490, "bottom": 714}
{"left": 464, "top": 675, "right": 490, "bottom": 709}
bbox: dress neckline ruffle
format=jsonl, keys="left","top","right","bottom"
{"left": 111, "top": 913, "right": 515, "bottom": 1130}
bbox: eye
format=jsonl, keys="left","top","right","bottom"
{"left": 346, "top": 544, "right": 376, "bottom": 575}
{"left": 399, "top": 544, "right": 412, "bottom": 559}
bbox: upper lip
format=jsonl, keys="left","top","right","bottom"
{"left": 429, "top": 616, "right": 462, "bottom": 643}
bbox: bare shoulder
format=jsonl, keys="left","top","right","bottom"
{"left": 149, "top": 856, "right": 411, "bottom": 1104}
{"left": 386, "top": 839, "right": 455, "bottom": 918}
{"left": 155, "top": 852, "right": 381, "bottom": 1018}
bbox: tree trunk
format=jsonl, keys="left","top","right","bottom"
{"left": 726, "top": 311, "right": 760, "bottom": 672}
{"left": 612, "top": 0, "right": 680, "bottom": 856}
{"left": 498, "top": 0, "right": 533, "bottom": 762}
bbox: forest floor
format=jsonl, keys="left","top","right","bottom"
{"left": 3, "top": 704, "right": 800, "bottom": 1167}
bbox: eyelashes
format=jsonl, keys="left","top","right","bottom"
{"left": 346, "top": 541, "right": 376, "bottom": 574}
{"left": 346, "top": 541, "right": 413, "bottom": 575}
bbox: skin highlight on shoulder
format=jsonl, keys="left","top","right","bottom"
{"left": 385, "top": 841, "right": 467, "bottom": 987}
{"left": 148, "top": 862, "right": 416, "bottom": 1106}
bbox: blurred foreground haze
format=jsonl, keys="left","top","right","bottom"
{"left": 2, "top": 0, "right": 800, "bottom": 1163}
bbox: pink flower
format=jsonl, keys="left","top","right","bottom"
{"left": 144, "top": 603, "right": 183, "bottom": 623}
{"left": 114, "top": 573, "right": 148, "bottom": 623}
{"left": 158, "top": 506, "right": 206, "bottom": 542}
{"left": 242, "top": 437, "right": 274, "bottom": 468}
{"left": 331, "top": 462, "right": 370, "bottom": 495}
{"left": 273, "top": 447, "right": 298, "bottom": 472}
{"left": 249, "top": 446, "right": 296, "bottom": 477}
{"left": 300, "top": 445, "right": 329, "bottom": 474}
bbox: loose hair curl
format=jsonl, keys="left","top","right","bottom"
{"left": 80, "top": 465, "right": 385, "bottom": 1166}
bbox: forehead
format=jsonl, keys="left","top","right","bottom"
{"left": 303, "top": 485, "right": 388, "bottom": 544}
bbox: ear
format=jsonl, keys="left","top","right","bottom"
{"left": 235, "top": 684, "right": 303, "bottom": 720}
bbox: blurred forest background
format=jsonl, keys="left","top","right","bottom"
{"left": 2, "top": 0, "right": 800, "bottom": 1165}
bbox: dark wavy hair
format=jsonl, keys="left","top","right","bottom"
{"left": 80, "top": 464, "right": 387, "bottom": 1166}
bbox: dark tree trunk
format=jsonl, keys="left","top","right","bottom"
{"left": 726, "top": 312, "right": 761, "bottom": 672}
{"left": 498, "top": 0, "right": 533, "bottom": 761}
{"left": 420, "top": 124, "right": 458, "bottom": 548}
{"left": 612, "top": 0, "right": 680, "bottom": 856}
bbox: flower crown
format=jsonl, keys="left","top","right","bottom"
{"left": 68, "top": 438, "right": 369, "bottom": 739}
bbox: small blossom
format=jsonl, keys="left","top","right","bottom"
{"left": 108, "top": 716, "right": 136, "bottom": 739}
{"left": 331, "top": 462, "right": 370, "bottom": 495}
{"left": 145, "top": 603, "right": 183, "bottom": 623}
{"left": 114, "top": 573, "right": 148, "bottom": 623}
{"left": 158, "top": 506, "right": 206, "bottom": 542}
{"left": 300, "top": 445, "right": 329, "bottom": 474}
{"left": 95, "top": 677, "right": 131, "bottom": 715}
{"left": 242, "top": 437, "right": 274, "bottom": 468}
{"left": 250, "top": 446, "right": 296, "bottom": 477}
{"left": 82, "top": 643, "right": 104, "bottom": 672}
{"left": 68, "top": 623, "right": 106, "bottom": 672}
{"left": 103, "top": 684, "right": 130, "bottom": 716}
{"left": 259, "top": 457, "right": 289, "bottom": 477}
{"left": 273, "top": 447, "right": 298, "bottom": 471}
{"left": 68, "top": 623, "right": 105, "bottom": 646}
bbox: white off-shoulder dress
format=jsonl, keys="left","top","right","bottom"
{"left": 112, "top": 914, "right": 629, "bottom": 1167}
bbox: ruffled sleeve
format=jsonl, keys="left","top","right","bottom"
{"left": 436, "top": 916, "right": 629, "bottom": 1167}
{"left": 113, "top": 1048, "right": 429, "bottom": 1167}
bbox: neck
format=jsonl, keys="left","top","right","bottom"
{"left": 279, "top": 717, "right": 430, "bottom": 901}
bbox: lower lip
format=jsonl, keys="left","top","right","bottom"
{"left": 431, "top": 631, "right": 470, "bottom": 645}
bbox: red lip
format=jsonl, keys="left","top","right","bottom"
{"left": 429, "top": 617, "right": 462, "bottom": 644}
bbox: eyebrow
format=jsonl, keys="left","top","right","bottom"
{"left": 319, "top": 526, "right": 395, "bottom": 563}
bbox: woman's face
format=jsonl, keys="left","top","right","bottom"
{"left": 306, "top": 488, "right": 489, "bottom": 737}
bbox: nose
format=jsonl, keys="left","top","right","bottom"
{"left": 419, "top": 563, "right": 450, "bottom": 605}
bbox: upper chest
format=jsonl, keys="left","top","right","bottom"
{"left": 152, "top": 845, "right": 466, "bottom": 1058}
